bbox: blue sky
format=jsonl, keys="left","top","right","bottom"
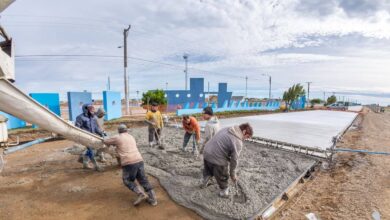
{"left": 1, "top": 0, "right": 390, "bottom": 105}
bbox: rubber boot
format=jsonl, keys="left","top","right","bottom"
{"left": 91, "top": 157, "right": 103, "bottom": 172}
{"left": 133, "top": 187, "right": 147, "bottom": 206}
{"left": 219, "top": 187, "right": 229, "bottom": 198}
{"left": 200, "top": 176, "right": 211, "bottom": 189}
{"left": 82, "top": 155, "right": 91, "bottom": 169}
{"left": 146, "top": 190, "right": 158, "bottom": 206}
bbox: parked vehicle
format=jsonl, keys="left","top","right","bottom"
{"left": 327, "top": 103, "right": 347, "bottom": 111}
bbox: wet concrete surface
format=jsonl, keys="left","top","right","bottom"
{"left": 123, "top": 127, "right": 317, "bottom": 220}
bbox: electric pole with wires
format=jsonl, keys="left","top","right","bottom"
{"left": 123, "top": 25, "right": 131, "bottom": 115}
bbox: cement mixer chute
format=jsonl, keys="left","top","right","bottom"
{"left": 0, "top": 25, "right": 15, "bottom": 82}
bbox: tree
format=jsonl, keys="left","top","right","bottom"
{"left": 326, "top": 95, "right": 337, "bottom": 105}
{"left": 310, "top": 98, "right": 322, "bottom": 107}
{"left": 141, "top": 89, "right": 167, "bottom": 106}
{"left": 282, "top": 84, "right": 305, "bottom": 111}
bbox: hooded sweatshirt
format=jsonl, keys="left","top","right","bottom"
{"left": 203, "top": 116, "right": 220, "bottom": 145}
{"left": 75, "top": 104, "right": 103, "bottom": 137}
{"left": 203, "top": 125, "right": 244, "bottom": 178}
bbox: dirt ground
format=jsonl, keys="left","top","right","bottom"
{"left": 0, "top": 140, "right": 201, "bottom": 220}
{"left": 1, "top": 109, "right": 389, "bottom": 220}
{"left": 276, "top": 110, "right": 390, "bottom": 219}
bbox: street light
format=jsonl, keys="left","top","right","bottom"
{"left": 183, "top": 54, "right": 188, "bottom": 90}
{"left": 261, "top": 73, "right": 272, "bottom": 100}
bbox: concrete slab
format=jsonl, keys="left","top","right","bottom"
{"left": 203, "top": 110, "right": 358, "bottom": 151}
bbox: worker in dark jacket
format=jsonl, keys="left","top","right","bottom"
{"left": 202, "top": 123, "right": 253, "bottom": 198}
{"left": 75, "top": 103, "right": 103, "bottom": 171}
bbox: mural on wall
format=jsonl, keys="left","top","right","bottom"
{"left": 164, "top": 78, "right": 232, "bottom": 110}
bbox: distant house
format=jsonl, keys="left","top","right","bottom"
{"left": 231, "top": 96, "right": 244, "bottom": 102}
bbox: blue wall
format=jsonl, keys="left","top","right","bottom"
{"left": 166, "top": 78, "right": 205, "bottom": 106}
{"left": 30, "top": 93, "right": 61, "bottom": 116}
{"left": 291, "top": 95, "right": 306, "bottom": 110}
{"left": 164, "top": 78, "right": 232, "bottom": 109}
{"left": 217, "top": 83, "right": 232, "bottom": 108}
{"left": 67, "top": 91, "right": 92, "bottom": 121}
{"left": 0, "top": 112, "right": 26, "bottom": 129}
{"left": 103, "top": 91, "right": 122, "bottom": 120}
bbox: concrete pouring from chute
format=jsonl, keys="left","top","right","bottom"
{"left": 0, "top": 15, "right": 104, "bottom": 151}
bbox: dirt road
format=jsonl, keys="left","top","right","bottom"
{"left": 276, "top": 110, "right": 390, "bottom": 219}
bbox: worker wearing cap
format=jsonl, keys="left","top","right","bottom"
{"left": 144, "top": 102, "right": 164, "bottom": 149}
{"left": 104, "top": 124, "right": 158, "bottom": 207}
{"left": 182, "top": 115, "right": 201, "bottom": 156}
{"left": 200, "top": 107, "right": 220, "bottom": 154}
{"left": 95, "top": 107, "right": 109, "bottom": 162}
{"left": 75, "top": 103, "right": 103, "bottom": 171}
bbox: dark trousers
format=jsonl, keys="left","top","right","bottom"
{"left": 183, "top": 132, "right": 196, "bottom": 150}
{"left": 203, "top": 159, "right": 229, "bottom": 189}
{"left": 83, "top": 147, "right": 99, "bottom": 168}
{"left": 148, "top": 127, "right": 161, "bottom": 143}
{"left": 122, "top": 161, "right": 153, "bottom": 193}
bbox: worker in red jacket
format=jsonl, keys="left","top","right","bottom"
{"left": 181, "top": 115, "right": 201, "bottom": 156}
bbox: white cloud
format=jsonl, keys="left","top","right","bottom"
{"left": 1, "top": 0, "right": 390, "bottom": 104}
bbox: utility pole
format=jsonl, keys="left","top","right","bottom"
{"left": 323, "top": 92, "right": 326, "bottom": 103}
{"left": 207, "top": 81, "right": 210, "bottom": 106}
{"left": 165, "top": 82, "right": 168, "bottom": 90}
{"left": 245, "top": 76, "right": 248, "bottom": 98}
{"left": 136, "top": 90, "right": 139, "bottom": 104}
{"left": 107, "top": 76, "right": 111, "bottom": 91}
{"left": 261, "top": 74, "right": 271, "bottom": 100}
{"left": 306, "top": 82, "right": 312, "bottom": 107}
{"left": 123, "top": 25, "right": 131, "bottom": 115}
{"left": 268, "top": 75, "right": 271, "bottom": 100}
{"left": 183, "top": 54, "right": 188, "bottom": 90}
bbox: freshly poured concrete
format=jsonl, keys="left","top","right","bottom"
{"left": 204, "top": 110, "right": 358, "bottom": 151}
{"left": 125, "top": 127, "right": 316, "bottom": 220}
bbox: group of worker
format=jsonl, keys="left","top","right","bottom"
{"left": 75, "top": 102, "right": 253, "bottom": 207}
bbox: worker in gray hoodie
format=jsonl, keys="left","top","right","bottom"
{"left": 199, "top": 106, "right": 220, "bottom": 154}
{"left": 202, "top": 123, "right": 253, "bottom": 198}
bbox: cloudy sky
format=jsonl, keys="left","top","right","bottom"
{"left": 1, "top": 0, "right": 390, "bottom": 104}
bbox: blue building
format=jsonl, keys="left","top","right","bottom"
{"left": 164, "top": 78, "right": 232, "bottom": 109}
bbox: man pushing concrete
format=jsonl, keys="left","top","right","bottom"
{"left": 144, "top": 102, "right": 164, "bottom": 149}
{"left": 104, "top": 124, "right": 158, "bottom": 206}
{"left": 202, "top": 123, "right": 253, "bottom": 198}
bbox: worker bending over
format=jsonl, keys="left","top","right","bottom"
{"left": 144, "top": 102, "right": 164, "bottom": 149}
{"left": 202, "top": 123, "right": 253, "bottom": 197}
{"left": 182, "top": 115, "right": 201, "bottom": 156}
{"left": 104, "top": 124, "right": 158, "bottom": 206}
{"left": 200, "top": 107, "right": 220, "bottom": 154}
{"left": 75, "top": 103, "right": 103, "bottom": 171}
